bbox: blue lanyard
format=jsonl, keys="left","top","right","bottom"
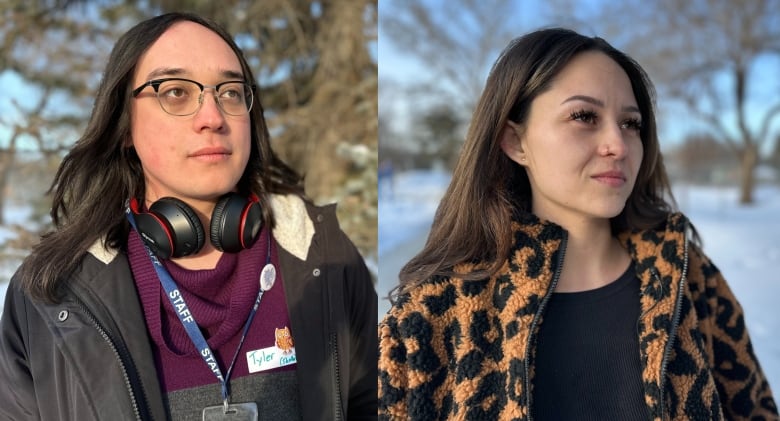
{"left": 125, "top": 206, "right": 272, "bottom": 409}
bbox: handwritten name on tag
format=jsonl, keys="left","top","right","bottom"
{"left": 246, "top": 345, "right": 297, "bottom": 373}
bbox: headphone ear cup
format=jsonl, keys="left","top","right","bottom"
{"left": 148, "top": 197, "right": 205, "bottom": 258}
{"left": 133, "top": 209, "right": 176, "bottom": 260}
{"left": 210, "top": 193, "right": 263, "bottom": 253}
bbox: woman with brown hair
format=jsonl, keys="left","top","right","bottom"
{"left": 378, "top": 28, "right": 776, "bottom": 420}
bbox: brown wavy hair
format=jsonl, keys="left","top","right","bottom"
{"left": 393, "top": 28, "right": 675, "bottom": 301}
{"left": 18, "top": 12, "right": 304, "bottom": 303}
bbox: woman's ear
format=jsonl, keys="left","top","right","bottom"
{"left": 500, "top": 121, "right": 527, "bottom": 165}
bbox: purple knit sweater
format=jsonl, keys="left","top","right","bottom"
{"left": 127, "top": 227, "right": 296, "bottom": 393}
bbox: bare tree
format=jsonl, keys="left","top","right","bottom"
{"left": 0, "top": 1, "right": 139, "bottom": 215}
{"left": 769, "top": 134, "right": 780, "bottom": 174}
{"left": 380, "top": 0, "right": 518, "bottom": 112}
{"left": 0, "top": 91, "right": 59, "bottom": 226}
{"left": 0, "top": 128, "right": 19, "bottom": 227}
{"left": 413, "top": 103, "right": 463, "bottom": 169}
{"left": 671, "top": 133, "right": 736, "bottom": 184}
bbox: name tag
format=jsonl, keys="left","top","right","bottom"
{"left": 246, "top": 345, "right": 297, "bottom": 373}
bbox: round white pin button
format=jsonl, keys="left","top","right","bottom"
{"left": 260, "top": 263, "right": 276, "bottom": 291}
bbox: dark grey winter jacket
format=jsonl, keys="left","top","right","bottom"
{"left": 0, "top": 195, "right": 378, "bottom": 420}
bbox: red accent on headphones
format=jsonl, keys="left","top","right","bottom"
{"left": 129, "top": 193, "right": 262, "bottom": 259}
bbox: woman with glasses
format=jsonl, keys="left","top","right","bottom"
{"left": 0, "top": 12, "right": 376, "bottom": 421}
{"left": 378, "top": 28, "right": 777, "bottom": 420}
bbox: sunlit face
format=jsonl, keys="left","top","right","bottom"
{"left": 130, "top": 21, "right": 251, "bottom": 207}
{"left": 501, "top": 51, "right": 643, "bottom": 227}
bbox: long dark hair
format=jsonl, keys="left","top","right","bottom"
{"left": 394, "top": 28, "right": 674, "bottom": 300}
{"left": 18, "top": 12, "right": 304, "bottom": 303}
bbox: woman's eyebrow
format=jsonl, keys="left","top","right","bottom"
{"left": 561, "top": 94, "right": 640, "bottom": 114}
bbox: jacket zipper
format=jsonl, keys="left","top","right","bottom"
{"left": 317, "top": 215, "right": 343, "bottom": 421}
{"left": 330, "top": 332, "right": 344, "bottom": 421}
{"left": 524, "top": 233, "right": 567, "bottom": 421}
{"left": 655, "top": 231, "right": 689, "bottom": 421}
{"left": 73, "top": 297, "right": 152, "bottom": 421}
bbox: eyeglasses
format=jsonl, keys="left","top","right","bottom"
{"left": 131, "top": 78, "right": 255, "bottom": 116}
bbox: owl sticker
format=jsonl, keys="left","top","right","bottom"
{"left": 275, "top": 326, "right": 294, "bottom": 354}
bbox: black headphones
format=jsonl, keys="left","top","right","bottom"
{"left": 129, "top": 192, "right": 263, "bottom": 259}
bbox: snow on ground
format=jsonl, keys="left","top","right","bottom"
{"left": 378, "top": 170, "right": 780, "bottom": 403}
{"left": 675, "top": 184, "right": 780, "bottom": 397}
{"left": 377, "top": 170, "right": 449, "bottom": 313}
{"left": 0, "top": 282, "right": 6, "bottom": 310}
{"left": 378, "top": 170, "right": 450, "bottom": 256}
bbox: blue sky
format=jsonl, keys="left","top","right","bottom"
{"left": 377, "top": 0, "right": 780, "bottom": 154}
{"left": 0, "top": 72, "right": 34, "bottom": 150}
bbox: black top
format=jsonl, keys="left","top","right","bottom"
{"left": 532, "top": 263, "right": 647, "bottom": 421}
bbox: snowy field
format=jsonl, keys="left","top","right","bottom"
{"left": 378, "top": 170, "right": 780, "bottom": 404}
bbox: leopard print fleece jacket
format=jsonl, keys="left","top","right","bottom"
{"left": 378, "top": 212, "right": 778, "bottom": 420}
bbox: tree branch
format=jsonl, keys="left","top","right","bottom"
{"left": 758, "top": 103, "right": 780, "bottom": 145}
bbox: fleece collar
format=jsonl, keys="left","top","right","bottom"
{"left": 88, "top": 194, "right": 315, "bottom": 264}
